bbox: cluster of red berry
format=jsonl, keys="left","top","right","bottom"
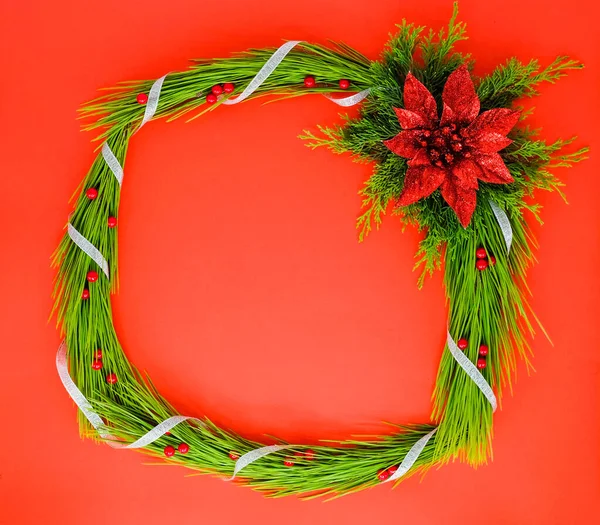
{"left": 303, "top": 76, "right": 350, "bottom": 89}
{"left": 377, "top": 464, "right": 399, "bottom": 481}
{"left": 205, "top": 83, "right": 235, "bottom": 104}
{"left": 89, "top": 346, "right": 119, "bottom": 383}
{"left": 84, "top": 188, "right": 117, "bottom": 227}
{"left": 228, "top": 449, "right": 316, "bottom": 466}
{"left": 475, "top": 246, "right": 496, "bottom": 271}
{"left": 164, "top": 442, "right": 190, "bottom": 457}
{"left": 457, "top": 338, "right": 489, "bottom": 369}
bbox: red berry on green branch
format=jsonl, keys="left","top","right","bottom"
{"left": 136, "top": 93, "right": 149, "bottom": 104}
{"left": 94, "top": 349, "right": 103, "bottom": 359}
{"left": 178, "top": 443, "right": 189, "bottom": 454}
{"left": 81, "top": 289, "right": 90, "bottom": 300}
{"left": 223, "top": 82, "right": 235, "bottom": 93}
{"left": 387, "top": 465, "right": 398, "bottom": 477}
{"left": 106, "top": 372, "right": 118, "bottom": 384}
{"left": 476, "top": 259, "right": 489, "bottom": 271}
{"left": 107, "top": 216, "right": 117, "bottom": 228}
{"left": 490, "top": 256, "right": 497, "bottom": 265}
{"left": 283, "top": 457, "right": 294, "bottom": 467}
{"left": 457, "top": 338, "right": 468, "bottom": 350}
{"left": 91, "top": 360, "right": 103, "bottom": 370}
{"left": 165, "top": 431, "right": 171, "bottom": 435}
{"left": 86, "top": 188, "right": 98, "bottom": 200}
{"left": 377, "top": 468, "right": 390, "bottom": 481}
{"left": 476, "top": 247, "right": 487, "bottom": 259}
{"left": 478, "top": 344, "right": 489, "bottom": 356}
{"left": 476, "top": 358, "right": 487, "bottom": 369}
{"left": 211, "top": 85, "right": 223, "bottom": 95}
{"left": 87, "top": 270, "right": 99, "bottom": 282}
{"left": 339, "top": 79, "right": 350, "bottom": 89}
{"left": 304, "top": 449, "right": 315, "bottom": 460}
{"left": 206, "top": 93, "right": 217, "bottom": 104}
{"left": 164, "top": 445, "right": 175, "bottom": 457}
{"left": 229, "top": 451, "right": 239, "bottom": 461}
{"left": 304, "top": 76, "right": 315, "bottom": 87}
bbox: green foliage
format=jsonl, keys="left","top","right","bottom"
{"left": 303, "top": 3, "right": 586, "bottom": 285}
{"left": 52, "top": 4, "right": 587, "bottom": 498}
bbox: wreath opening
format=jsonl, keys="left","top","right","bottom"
{"left": 52, "top": 3, "right": 587, "bottom": 499}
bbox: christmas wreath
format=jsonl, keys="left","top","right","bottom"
{"left": 53, "top": 4, "right": 587, "bottom": 498}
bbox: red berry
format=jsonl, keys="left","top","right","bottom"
{"left": 86, "top": 188, "right": 98, "bottom": 200}
{"left": 490, "top": 256, "right": 497, "bottom": 265}
{"left": 137, "top": 93, "right": 148, "bottom": 104}
{"left": 304, "top": 76, "right": 315, "bottom": 88}
{"left": 477, "top": 357, "right": 487, "bottom": 369}
{"left": 81, "top": 289, "right": 90, "bottom": 300}
{"left": 229, "top": 451, "right": 239, "bottom": 461}
{"left": 165, "top": 431, "right": 171, "bottom": 436}
{"left": 178, "top": 443, "right": 190, "bottom": 454}
{"left": 339, "top": 79, "right": 350, "bottom": 89}
{"left": 457, "top": 338, "right": 468, "bottom": 350}
{"left": 106, "top": 373, "right": 118, "bottom": 384}
{"left": 87, "top": 270, "right": 99, "bottom": 282}
{"left": 91, "top": 360, "right": 103, "bottom": 370}
{"left": 478, "top": 344, "right": 489, "bottom": 357}
{"left": 164, "top": 445, "right": 175, "bottom": 457}
{"left": 212, "top": 85, "right": 223, "bottom": 95}
{"left": 377, "top": 468, "right": 390, "bottom": 481}
{"left": 206, "top": 93, "right": 217, "bottom": 104}
{"left": 387, "top": 465, "right": 398, "bottom": 477}
{"left": 94, "top": 349, "right": 103, "bottom": 359}
{"left": 294, "top": 451, "right": 304, "bottom": 457}
{"left": 476, "top": 247, "right": 487, "bottom": 259}
{"left": 304, "top": 449, "right": 315, "bottom": 460}
{"left": 476, "top": 259, "right": 489, "bottom": 271}
{"left": 223, "top": 82, "right": 235, "bottom": 93}
{"left": 283, "top": 457, "right": 294, "bottom": 467}
{"left": 107, "top": 216, "right": 117, "bottom": 228}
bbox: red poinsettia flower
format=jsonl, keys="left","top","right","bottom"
{"left": 384, "top": 65, "right": 520, "bottom": 227}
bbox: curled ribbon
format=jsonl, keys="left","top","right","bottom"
{"left": 67, "top": 223, "right": 109, "bottom": 279}
{"left": 489, "top": 199, "right": 513, "bottom": 254}
{"left": 223, "top": 41, "right": 302, "bottom": 105}
{"left": 384, "top": 427, "right": 438, "bottom": 483}
{"left": 324, "top": 89, "right": 371, "bottom": 107}
{"left": 446, "top": 332, "right": 497, "bottom": 411}
{"left": 101, "top": 143, "right": 124, "bottom": 186}
{"left": 230, "top": 444, "right": 293, "bottom": 480}
{"left": 56, "top": 342, "right": 203, "bottom": 449}
{"left": 139, "top": 75, "right": 167, "bottom": 129}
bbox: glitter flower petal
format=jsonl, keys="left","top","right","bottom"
{"left": 384, "top": 65, "right": 520, "bottom": 226}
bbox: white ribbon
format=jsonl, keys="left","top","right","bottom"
{"left": 67, "top": 223, "right": 109, "bottom": 279}
{"left": 446, "top": 332, "right": 497, "bottom": 412}
{"left": 324, "top": 89, "right": 371, "bottom": 107}
{"left": 489, "top": 200, "right": 512, "bottom": 254}
{"left": 223, "top": 41, "right": 302, "bottom": 105}
{"left": 384, "top": 427, "right": 437, "bottom": 483}
{"left": 222, "top": 40, "right": 369, "bottom": 108}
{"left": 230, "top": 444, "right": 293, "bottom": 480}
{"left": 139, "top": 75, "right": 167, "bottom": 129}
{"left": 101, "top": 143, "right": 124, "bottom": 186}
{"left": 57, "top": 342, "right": 203, "bottom": 449}
{"left": 56, "top": 341, "right": 112, "bottom": 438}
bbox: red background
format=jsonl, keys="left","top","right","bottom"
{"left": 1, "top": 0, "right": 599, "bottom": 523}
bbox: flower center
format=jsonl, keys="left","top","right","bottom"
{"left": 420, "top": 125, "right": 470, "bottom": 168}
